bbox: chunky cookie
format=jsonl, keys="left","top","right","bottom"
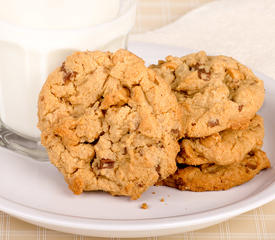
{"left": 159, "top": 149, "right": 270, "bottom": 191}
{"left": 150, "top": 51, "right": 265, "bottom": 137}
{"left": 38, "top": 50, "right": 183, "bottom": 199}
{"left": 177, "top": 115, "right": 264, "bottom": 166}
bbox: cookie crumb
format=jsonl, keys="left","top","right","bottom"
{"left": 152, "top": 192, "right": 156, "bottom": 194}
{"left": 160, "top": 198, "right": 165, "bottom": 202}
{"left": 141, "top": 203, "right": 148, "bottom": 209}
{"left": 99, "top": 159, "right": 115, "bottom": 169}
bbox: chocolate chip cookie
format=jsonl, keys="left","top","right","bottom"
{"left": 151, "top": 51, "right": 265, "bottom": 137}
{"left": 177, "top": 115, "right": 264, "bottom": 166}
{"left": 38, "top": 50, "right": 183, "bottom": 199}
{"left": 159, "top": 149, "right": 270, "bottom": 192}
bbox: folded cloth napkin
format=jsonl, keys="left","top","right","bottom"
{"left": 130, "top": 0, "right": 275, "bottom": 79}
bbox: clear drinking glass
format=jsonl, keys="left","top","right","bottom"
{"left": 0, "top": 0, "right": 136, "bottom": 161}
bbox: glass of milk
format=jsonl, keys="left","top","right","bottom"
{"left": 0, "top": 0, "right": 136, "bottom": 161}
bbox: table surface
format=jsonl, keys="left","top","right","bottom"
{"left": 1, "top": 0, "right": 275, "bottom": 239}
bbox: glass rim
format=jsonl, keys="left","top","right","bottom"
{"left": 0, "top": 0, "right": 136, "bottom": 33}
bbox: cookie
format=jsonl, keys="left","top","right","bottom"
{"left": 38, "top": 49, "right": 183, "bottom": 199}
{"left": 177, "top": 115, "right": 264, "bottom": 166}
{"left": 150, "top": 51, "right": 265, "bottom": 137}
{"left": 158, "top": 149, "right": 270, "bottom": 192}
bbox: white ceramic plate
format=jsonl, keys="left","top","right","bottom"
{"left": 0, "top": 43, "right": 274, "bottom": 238}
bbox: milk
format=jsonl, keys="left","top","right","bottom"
{"left": 0, "top": 0, "right": 120, "bottom": 29}
{"left": 0, "top": 0, "right": 136, "bottom": 139}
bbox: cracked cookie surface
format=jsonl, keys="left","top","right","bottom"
{"left": 150, "top": 51, "right": 265, "bottom": 137}
{"left": 38, "top": 49, "right": 183, "bottom": 199}
{"left": 177, "top": 115, "right": 264, "bottom": 166}
{"left": 158, "top": 149, "right": 270, "bottom": 191}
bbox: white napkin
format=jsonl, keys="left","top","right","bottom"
{"left": 130, "top": 0, "right": 275, "bottom": 79}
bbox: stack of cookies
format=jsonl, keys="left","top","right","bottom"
{"left": 38, "top": 50, "right": 270, "bottom": 199}
{"left": 151, "top": 51, "right": 270, "bottom": 191}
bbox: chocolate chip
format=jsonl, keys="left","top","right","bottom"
{"left": 248, "top": 151, "right": 255, "bottom": 156}
{"left": 138, "top": 149, "right": 144, "bottom": 156}
{"left": 171, "top": 129, "right": 180, "bottom": 138}
{"left": 207, "top": 119, "right": 219, "bottom": 128}
{"left": 61, "top": 62, "right": 77, "bottom": 84}
{"left": 198, "top": 69, "right": 210, "bottom": 80}
{"left": 64, "top": 71, "right": 77, "bottom": 84}
{"left": 191, "top": 122, "right": 196, "bottom": 126}
{"left": 99, "top": 159, "right": 115, "bottom": 169}
{"left": 246, "top": 163, "right": 257, "bottom": 170}
{"left": 122, "top": 147, "right": 127, "bottom": 155}
{"left": 190, "top": 63, "right": 200, "bottom": 71}
{"left": 238, "top": 105, "right": 244, "bottom": 112}
{"left": 191, "top": 63, "right": 210, "bottom": 81}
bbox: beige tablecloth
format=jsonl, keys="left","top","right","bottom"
{"left": 1, "top": 0, "right": 275, "bottom": 239}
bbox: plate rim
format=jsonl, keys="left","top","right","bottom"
{"left": 0, "top": 177, "right": 274, "bottom": 233}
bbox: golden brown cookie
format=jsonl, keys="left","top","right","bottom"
{"left": 150, "top": 51, "right": 265, "bottom": 137}
{"left": 38, "top": 49, "right": 183, "bottom": 199}
{"left": 158, "top": 149, "right": 270, "bottom": 192}
{"left": 177, "top": 115, "right": 264, "bottom": 166}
